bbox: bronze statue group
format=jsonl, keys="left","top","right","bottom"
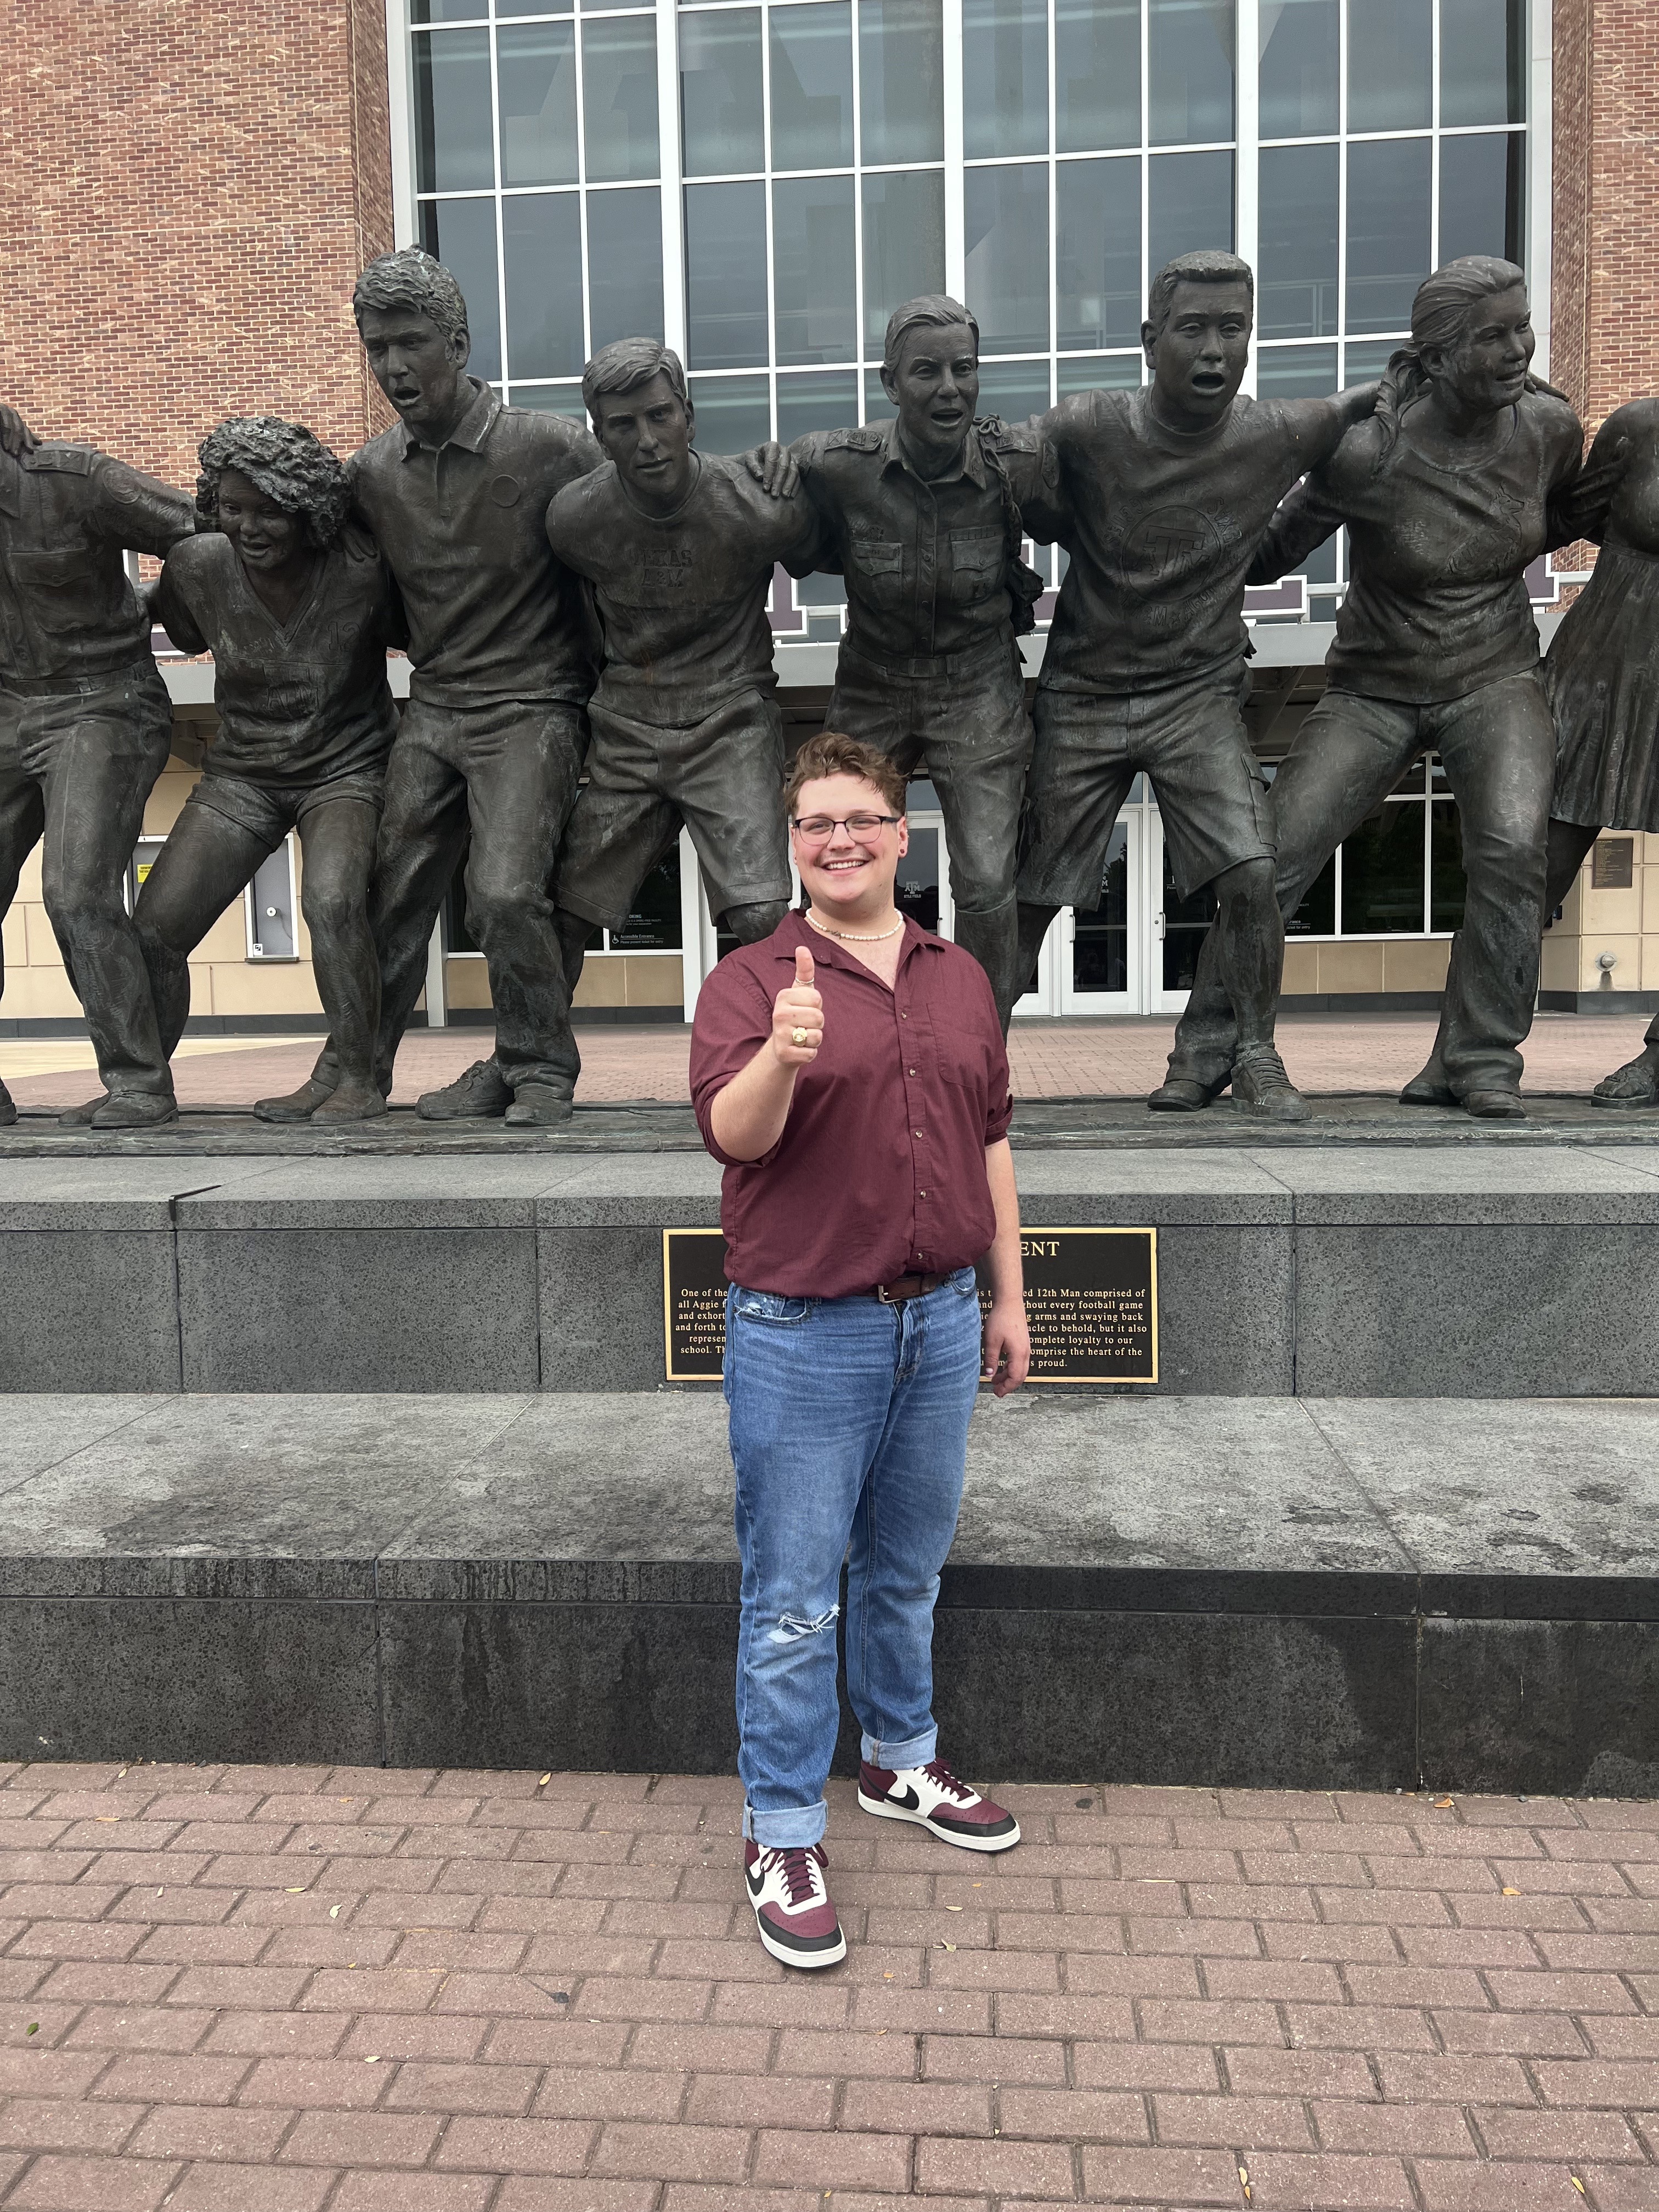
{"left": 1, "top": 242, "right": 1654, "bottom": 1132}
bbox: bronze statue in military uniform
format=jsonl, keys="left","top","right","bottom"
{"left": 790, "top": 297, "right": 1054, "bottom": 1031}
{"left": 0, "top": 407, "right": 196, "bottom": 1128}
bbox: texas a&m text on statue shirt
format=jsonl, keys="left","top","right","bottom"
{"left": 689, "top": 908, "right": 1013, "bottom": 1300}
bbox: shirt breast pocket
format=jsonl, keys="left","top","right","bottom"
{"left": 848, "top": 537, "right": 906, "bottom": 611}
{"left": 948, "top": 527, "right": 1005, "bottom": 608}
{"left": 10, "top": 545, "right": 113, "bottom": 634}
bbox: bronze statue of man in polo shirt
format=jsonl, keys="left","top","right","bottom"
{"left": 790, "top": 296, "right": 1058, "bottom": 1031}
{"left": 0, "top": 408, "right": 197, "bottom": 1130}
{"left": 265, "top": 247, "right": 606, "bottom": 1128}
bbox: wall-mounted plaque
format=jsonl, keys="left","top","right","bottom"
{"left": 662, "top": 1228, "right": 729, "bottom": 1381}
{"left": 981, "top": 1227, "right": 1158, "bottom": 1384}
{"left": 665, "top": 1224, "right": 1157, "bottom": 1386}
{"left": 1592, "top": 836, "right": 1635, "bottom": 890}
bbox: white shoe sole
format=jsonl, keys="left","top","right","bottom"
{"left": 857, "top": 1788, "right": 1022, "bottom": 1852}
{"left": 751, "top": 1906, "right": 847, "bottom": 1970}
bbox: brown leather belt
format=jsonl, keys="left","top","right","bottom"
{"left": 870, "top": 1273, "right": 945, "bottom": 1304}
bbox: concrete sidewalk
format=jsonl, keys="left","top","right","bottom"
{"left": 3, "top": 1009, "right": 1654, "bottom": 1114}
{"left": 0, "top": 1760, "right": 1654, "bottom": 2210}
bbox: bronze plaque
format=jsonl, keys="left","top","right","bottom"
{"left": 663, "top": 1228, "right": 729, "bottom": 1381}
{"left": 981, "top": 1227, "right": 1159, "bottom": 1384}
{"left": 1592, "top": 836, "right": 1635, "bottom": 890}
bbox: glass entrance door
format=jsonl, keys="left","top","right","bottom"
{"left": 1147, "top": 812, "right": 1212, "bottom": 1015}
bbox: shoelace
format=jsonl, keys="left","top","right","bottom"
{"left": 922, "top": 1759, "right": 975, "bottom": 1803}
{"left": 765, "top": 1844, "right": 827, "bottom": 1905}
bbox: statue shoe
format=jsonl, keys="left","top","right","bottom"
{"left": 90, "top": 1090, "right": 179, "bottom": 1130}
{"left": 256, "top": 1077, "right": 338, "bottom": 1123}
{"left": 311, "top": 1081, "right": 389, "bottom": 1123}
{"left": 1147, "top": 1070, "right": 1227, "bottom": 1113}
{"left": 0, "top": 1079, "right": 15, "bottom": 1127}
{"left": 1400, "top": 1066, "right": 1457, "bottom": 1108}
{"left": 1460, "top": 1086, "right": 1526, "bottom": 1121}
{"left": 58, "top": 1093, "right": 110, "bottom": 1127}
{"left": 1229, "top": 1043, "right": 1312, "bottom": 1123}
{"left": 503, "top": 1080, "right": 575, "bottom": 1128}
{"left": 1591, "top": 1052, "right": 1659, "bottom": 1110}
{"left": 417, "top": 1057, "right": 512, "bottom": 1121}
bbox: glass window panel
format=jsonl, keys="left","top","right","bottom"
{"left": 1441, "top": 0, "right": 1524, "bottom": 127}
{"left": 503, "top": 191, "right": 585, "bottom": 379}
{"left": 1347, "top": 0, "right": 1430, "bottom": 132}
{"left": 690, "top": 371, "right": 772, "bottom": 448}
{"left": 513, "top": 381, "right": 588, "bottom": 416}
{"left": 1430, "top": 799, "right": 1468, "bottom": 929}
{"left": 1148, "top": 0, "right": 1235, "bottom": 146}
{"left": 498, "top": 24, "right": 578, "bottom": 188}
{"left": 962, "top": 0, "right": 1048, "bottom": 160}
{"left": 861, "top": 168, "right": 946, "bottom": 353}
{"left": 583, "top": 16, "right": 659, "bottom": 183}
{"left": 1285, "top": 853, "right": 1335, "bottom": 934}
{"left": 774, "top": 177, "right": 857, "bottom": 364}
{"left": 685, "top": 180, "right": 769, "bottom": 366}
{"left": 777, "top": 368, "right": 860, "bottom": 440}
{"left": 1056, "top": 158, "right": 1142, "bottom": 352}
{"left": 1058, "top": 352, "right": 1142, "bottom": 394}
{"left": 1257, "top": 0, "right": 1337, "bottom": 139}
{"left": 1343, "top": 337, "right": 1401, "bottom": 382}
{"left": 859, "top": 0, "right": 945, "bottom": 163}
{"left": 1438, "top": 131, "right": 1525, "bottom": 267}
{"left": 1254, "top": 346, "right": 1339, "bottom": 582}
{"left": 418, "top": 199, "right": 501, "bottom": 378}
{"left": 1341, "top": 800, "right": 1426, "bottom": 934}
{"left": 586, "top": 186, "right": 664, "bottom": 348}
{"left": 1147, "top": 149, "right": 1234, "bottom": 274}
{"left": 497, "top": 0, "right": 573, "bottom": 13}
{"left": 413, "top": 0, "right": 492, "bottom": 24}
{"left": 1258, "top": 141, "right": 1338, "bottom": 338}
{"left": 1055, "top": 0, "right": 1140, "bottom": 155}
{"left": 771, "top": 3, "right": 854, "bottom": 171}
{"left": 680, "top": 10, "right": 764, "bottom": 178}
{"left": 1346, "top": 137, "right": 1431, "bottom": 335}
{"left": 414, "top": 30, "right": 494, "bottom": 193}
{"left": 864, "top": 369, "right": 898, "bottom": 420}
{"left": 976, "top": 359, "right": 1051, "bottom": 420}
{"left": 1071, "top": 822, "right": 1129, "bottom": 991}
{"left": 963, "top": 162, "right": 1050, "bottom": 354}
{"left": 611, "top": 849, "right": 684, "bottom": 948}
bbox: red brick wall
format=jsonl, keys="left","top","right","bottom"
{"left": 0, "top": 0, "right": 396, "bottom": 500}
{"left": 1551, "top": 0, "right": 1659, "bottom": 437}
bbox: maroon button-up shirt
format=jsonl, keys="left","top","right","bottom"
{"left": 690, "top": 909, "right": 1014, "bottom": 1299}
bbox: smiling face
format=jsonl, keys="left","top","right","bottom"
{"left": 790, "top": 771, "right": 909, "bottom": 920}
{"left": 357, "top": 303, "right": 470, "bottom": 434}
{"left": 881, "top": 321, "right": 980, "bottom": 469}
{"left": 591, "top": 371, "right": 697, "bottom": 512}
{"left": 1145, "top": 279, "right": 1253, "bottom": 430}
{"left": 1424, "top": 283, "right": 1536, "bottom": 416}
{"left": 216, "top": 467, "right": 308, "bottom": 575}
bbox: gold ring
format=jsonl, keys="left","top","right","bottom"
{"left": 792, "top": 1026, "right": 809, "bottom": 1046}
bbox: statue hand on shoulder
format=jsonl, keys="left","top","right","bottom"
{"left": 742, "top": 442, "right": 800, "bottom": 500}
{"left": 0, "top": 405, "right": 37, "bottom": 459}
{"left": 1339, "top": 380, "right": 1381, "bottom": 427}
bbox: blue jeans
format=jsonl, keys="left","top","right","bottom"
{"left": 724, "top": 1268, "right": 984, "bottom": 1848}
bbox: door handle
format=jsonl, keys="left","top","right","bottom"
{"left": 1154, "top": 911, "right": 1166, "bottom": 941}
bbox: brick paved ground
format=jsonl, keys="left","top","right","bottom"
{"left": 3, "top": 1009, "right": 1652, "bottom": 1113}
{"left": 1, "top": 1763, "right": 1656, "bottom": 2209}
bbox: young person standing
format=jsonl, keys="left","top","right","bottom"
{"left": 690, "top": 731, "right": 1030, "bottom": 1971}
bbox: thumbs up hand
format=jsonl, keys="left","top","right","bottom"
{"left": 771, "top": 943, "right": 823, "bottom": 1067}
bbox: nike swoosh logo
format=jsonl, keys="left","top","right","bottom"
{"left": 888, "top": 1786, "right": 921, "bottom": 1812}
{"left": 746, "top": 1864, "right": 766, "bottom": 1897}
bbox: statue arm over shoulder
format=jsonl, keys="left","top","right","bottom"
{"left": 1547, "top": 405, "right": 1635, "bottom": 550}
{"left": 89, "top": 453, "right": 199, "bottom": 559}
{"left": 150, "top": 552, "right": 208, "bottom": 657}
{"left": 1248, "top": 472, "right": 1342, "bottom": 587}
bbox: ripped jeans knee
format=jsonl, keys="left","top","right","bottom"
{"left": 767, "top": 1602, "right": 840, "bottom": 1646}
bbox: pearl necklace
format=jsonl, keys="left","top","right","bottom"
{"left": 805, "top": 906, "right": 906, "bottom": 943}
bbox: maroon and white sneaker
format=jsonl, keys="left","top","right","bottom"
{"left": 743, "top": 1839, "right": 847, "bottom": 1968}
{"left": 857, "top": 1758, "right": 1020, "bottom": 1852}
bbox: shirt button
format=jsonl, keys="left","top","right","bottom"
{"left": 914, "top": 1129, "right": 923, "bottom": 1137}
{"left": 918, "top": 1190, "right": 927, "bottom": 1199}
{"left": 908, "top": 1068, "right": 918, "bottom": 1076}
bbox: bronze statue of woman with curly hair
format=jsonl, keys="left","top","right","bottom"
{"left": 134, "top": 416, "right": 405, "bottom": 1120}
{"left": 1162, "top": 256, "right": 1585, "bottom": 1120}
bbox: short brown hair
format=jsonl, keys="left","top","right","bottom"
{"left": 784, "top": 731, "right": 907, "bottom": 819}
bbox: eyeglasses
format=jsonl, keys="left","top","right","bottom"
{"left": 789, "top": 812, "right": 902, "bottom": 844}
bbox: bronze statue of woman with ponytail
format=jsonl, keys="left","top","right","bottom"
{"left": 1164, "top": 256, "right": 1584, "bottom": 1120}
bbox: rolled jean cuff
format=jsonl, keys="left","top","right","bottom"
{"left": 745, "top": 1798, "right": 828, "bottom": 1849}
{"left": 860, "top": 1726, "right": 936, "bottom": 1771}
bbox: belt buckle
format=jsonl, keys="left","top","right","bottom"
{"left": 874, "top": 1281, "right": 904, "bottom": 1305}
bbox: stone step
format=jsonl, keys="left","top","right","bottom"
{"left": 3, "top": 1146, "right": 1658, "bottom": 1396}
{"left": 1, "top": 1389, "right": 1654, "bottom": 1793}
